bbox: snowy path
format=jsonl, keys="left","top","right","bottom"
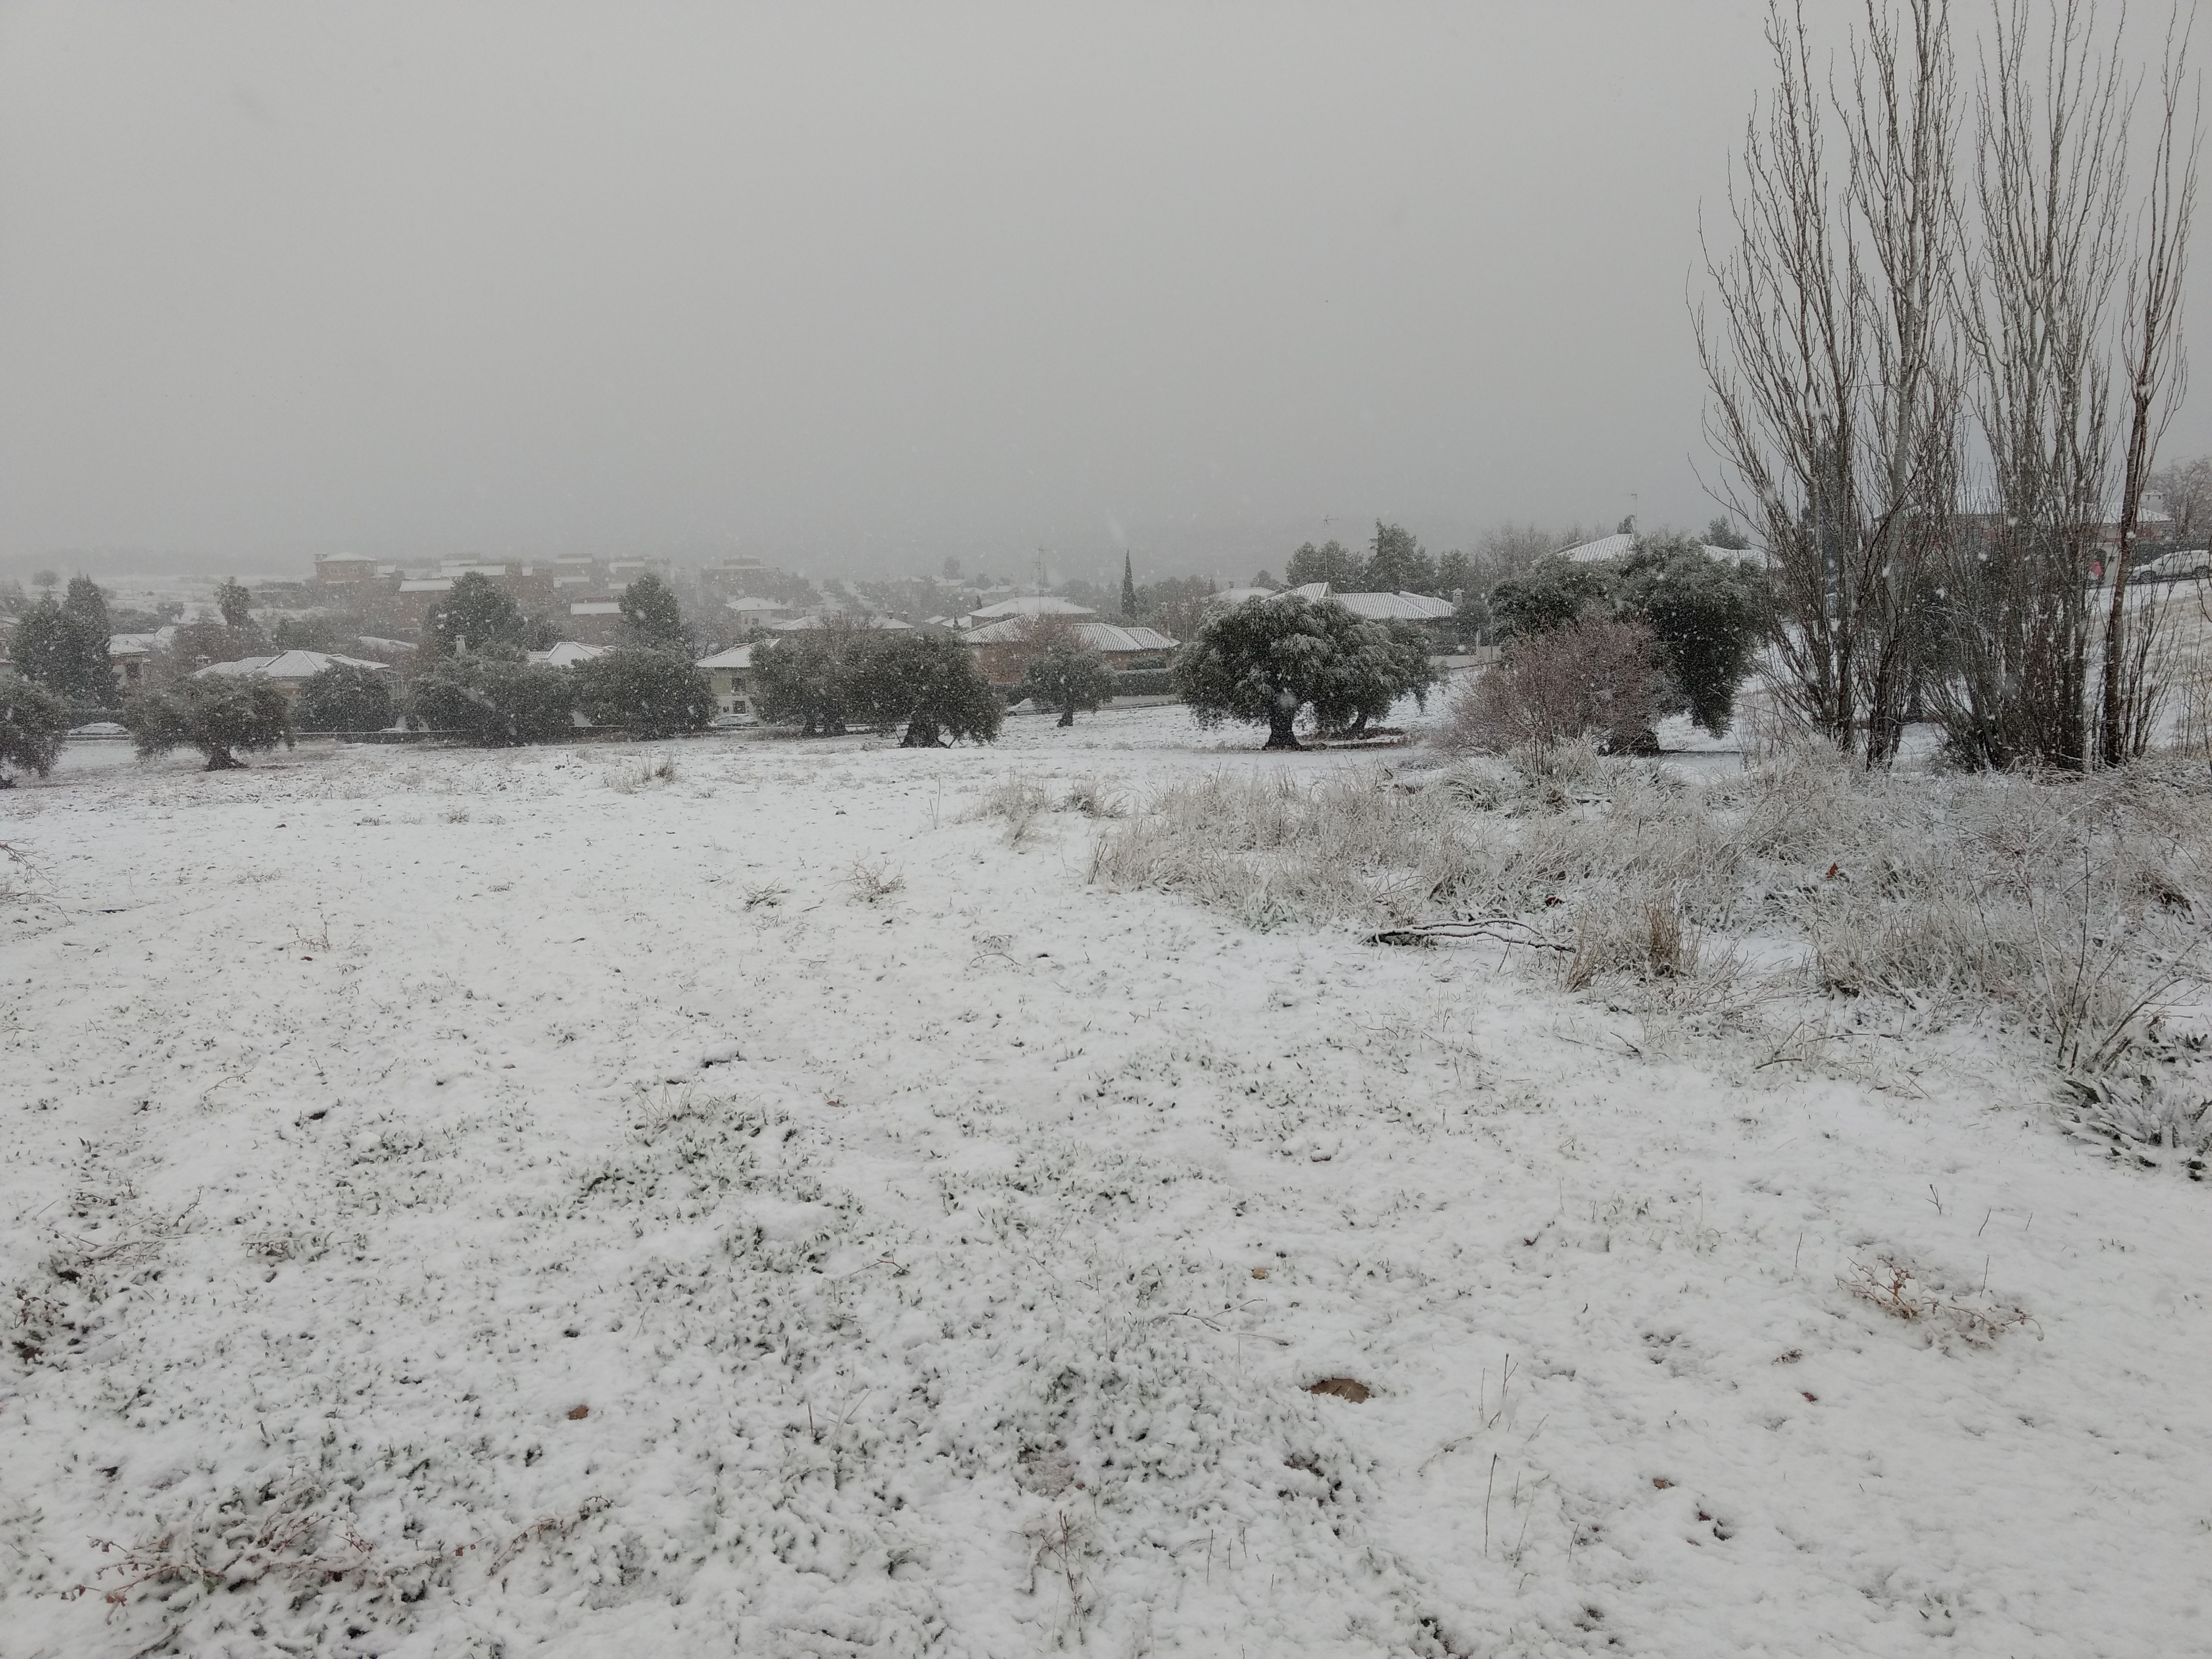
{"left": 4, "top": 710, "right": 2211, "bottom": 1656}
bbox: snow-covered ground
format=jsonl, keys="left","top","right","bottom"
{"left": 4, "top": 705, "right": 2212, "bottom": 1657}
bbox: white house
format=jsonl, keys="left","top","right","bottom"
{"left": 695, "top": 643, "right": 756, "bottom": 720}
{"left": 107, "top": 627, "right": 180, "bottom": 687}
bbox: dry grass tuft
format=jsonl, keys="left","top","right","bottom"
{"left": 845, "top": 858, "right": 905, "bottom": 903}
{"left": 974, "top": 774, "right": 1053, "bottom": 846}
{"left": 1841, "top": 1256, "right": 2040, "bottom": 1348}
{"left": 609, "top": 755, "right": 680, "bottom": 793}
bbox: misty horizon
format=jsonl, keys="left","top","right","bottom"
{"left": 5, "top": 2, "right": 2209, "bottom": 587}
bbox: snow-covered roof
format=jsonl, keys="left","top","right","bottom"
{"left": 527, "top": 642, "right": 609, "bottom": 668}
{"left": 569, "top": 601, "right": 622, "bottom": 616}
{"left": 769, "top": 614, "right": 912, "bottom": 632}
{"left": 1207, "top": 585, "right": 1454, "bottom": 620}
{"left": 963, "top": 619, "right": 1177, "bottom": 651}
{"left": 967, "top": 596, "right": 1096, "bottom": 622}
{"left": 195, "top": 650, "right": 392, "bottom": 681}
{"left": 1560, "top": 533, "right": 1635, "bottom": 565}
{"left": 1559, "top": 534, "right": 1770, "bottom": 569}
{"left": 355, "top": 637, "right": 416, "bottom": 655}
{"left": 107, "top": 627, "right": 179, "bottom": 657}
{"left": 1329, "top": 591, "right": 1458, "bottom": 621}
{"left": 723, "top": 597, "right": 792, "bottom": 614}
{"left": 695, "top": 644, "right": 757, "bottom": 670}
{"left": 398, "top": 578, "right": 454, "bottom": 594}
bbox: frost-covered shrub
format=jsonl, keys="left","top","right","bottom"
{"left": 1440, "top": 618, "right": 1672, "bottom": 755}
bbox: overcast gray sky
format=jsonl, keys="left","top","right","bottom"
{"left": 3, "top": 1, "right": 2207, "bottom": 586}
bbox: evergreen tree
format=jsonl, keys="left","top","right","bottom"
{"left": 1120, "top": 552, "right": 1137, "bottom": 619}
{"left": 1617, "top": 535, "right": 1765, "bottom": 735}
{"left": 752, "top": 631, "right": 852, "bottom": 735}
{"left": 422, "top": 571, "right": 529, "bottom": 656}
{"left": 1488, "top": 559, "right": 1616, "bottom": 640}
{"left": 1363, "top": 522, "right": 1439, "bottom": 594}
{"left": 851, "top": 631, "right": 1003, "bottom": 746}
{"left": 1020, "top": 630, "right": 1115, "bottom": 726}
{"left": 294, "top": 663, "right": 397, "bottom": 733}
{"left": 216, "top": 577, "right": 254, "bottom": 630}
{"left": 618, "top": 573, "right": 689, "bottom": 651}
{"left": 404, "top": 657, "right": 575, "bottom": 745}
{"left": 1173, "top": 593, "right": 1431, "bottom": 749}
{"left": 1311, "top": 619, "right": 1437, "bottom": 735}
{"left": 574, "top": 648, "right": 714, "bottom": 737}
{"left": 0, "top": 673, "right": 69, "bottom": 784}
{"left": 126, "top": 675, "right": 293, "bottom": 769}
{"left": 64, "top": 576, "right": 112, "bottom": 639}
{"left": 9, "top": 594, "right": 116, "bottom": 705}
{"left": 1283, "top": 539, "right": 1364, "bottom": 590}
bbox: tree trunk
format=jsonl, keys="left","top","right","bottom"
{"left": 1264, "top": 709, "right": 1302, "bottom": 749}
{"left": 203, "top": 749, "right": 242, "bottom": 771}
{"left": 1057, "top": 698, "right": 1075, "bottom": 727}
{"left": 901, "top": 717, "right": 941, "bottom": 747}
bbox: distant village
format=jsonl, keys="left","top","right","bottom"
{"left": 0, "top": 541, "right": 1491, "bottom": 727}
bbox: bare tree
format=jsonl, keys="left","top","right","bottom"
{"left": 1936, "top": 0, "right": 2123, "bottom": 770}
{"left": 2098, "top": 14, "right": 2199, "bottom": 767}
{"left": 1698, "top": 0, "right": 1962, "bottom": 765}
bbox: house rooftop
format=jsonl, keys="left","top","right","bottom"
{"left": 527, "top": 642, "right": 608, "bottom": 668}
{"left": 964, "top": 619, "right": 1176, "bottom": 651}
{"left": 195, "top": 650, "right": 392, "bottom": 681}
{"left": 967, "top": 595, "right": 1096, "bottom": 622}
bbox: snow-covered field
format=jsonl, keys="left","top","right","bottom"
{"left": 5, "top": 705, "right": 2212, "bottom": 1657}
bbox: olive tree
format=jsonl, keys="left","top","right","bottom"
{"left": 1173, "top": 593, "right": 1431, "bottom": 749}
{"left": 405, "top": 657, "right": 576, "bottom": 745}
{"left": 752, "top": 631, "right": 854, "bottom": 735}
{"left": 1019, "top": 628, "right": 1115, "bottom": 726}
{"left": 0, "top": 674, "right": 69, "bottom": 784}
{"left": 853, "top": 631, "right": 1002, "bottom": 747}
{"left": 126, "top": 675, "right": 294, "bottom": 770}
{"left": 294, "top": 663, "right": 397, "bottom": 733}
{"left": 574, "top": 648, "right": 713, "bottom": 737}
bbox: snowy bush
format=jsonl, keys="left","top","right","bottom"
{"left": 1438, "top": 617, "right": 1672, "bottom": 755}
